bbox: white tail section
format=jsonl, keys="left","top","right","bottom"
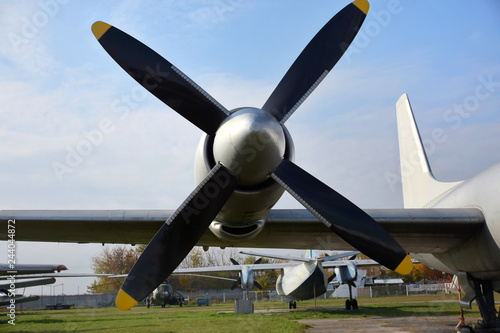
{"left": 305, "top": 249, "right": 317, "bottom": 259}
{"left": 396, "top": 94, "right": 462, "bottom": 208}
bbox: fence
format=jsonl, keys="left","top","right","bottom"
{"left": 16, "top": 294, "right": 116, "bottom": 311}
{"left": 356, "top": 283, "right": 455, "bottom": 298}
{"left": 15, "top": 283, "right": 456, "bottom": 310}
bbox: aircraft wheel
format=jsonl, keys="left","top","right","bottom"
{"left": 345, "top": 299, "right": 352, "bottom": 310}
{"left": 289, "top": 301, "right": 292, "bottom": 309}
{"left": 352, "top": 299, "right": 358, "bottom": 310}
{"left": 293, "top": 301, "right": 297, "bottom": 309}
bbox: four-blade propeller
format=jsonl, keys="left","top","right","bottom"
{"left": 91, "top": 0, "right": 412, "bottom": 311}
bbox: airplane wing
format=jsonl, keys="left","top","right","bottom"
{"left": 0, "top": 295, "right": 39, "bottom": 306}
{"left": 0, "top": 277, "right": 55, "bottom": 290}
{"left": 0, "top": 264, "right": 67, "bottom": 275}
{"left": 0, "top": 208, "right": 484, "bottom": 254}
{"left": 321, "top": 259, "right": 379, "bottom": 268}
{"left": 0, "top": 273, "right": 116, "bottom": 280}
{"left": 172, "top": 259, "right": 381, "bottom": 274}
{"left": 239, "top": 250, "right": 360, "bottom": 262}
{"left": 172, "top": 263, "right": 288, "bottom": 274}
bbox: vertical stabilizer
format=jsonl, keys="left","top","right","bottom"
{"left": 305, "top": 249, "right": 317, "bottom": 259}
{"left": 396, "top": 94, "right": 462, "bottom": 208}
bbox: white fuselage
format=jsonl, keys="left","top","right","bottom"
{"left": 276, "top": 261, "right": 328, "bottom": 301}
{"left": 412, "top": 163, "right": 500, "bottom": 286}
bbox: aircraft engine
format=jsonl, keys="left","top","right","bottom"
{"left": 194, "top": 111, "right": 295, "bottom": 243}
{"left": 334, "top": 261, "right": 357, "bottom": 284}
{"left": 276, "top": 261, "right": 328, "bottom": 301}
{"left": 92, "top": 0, "right": 414, "bottom": 311}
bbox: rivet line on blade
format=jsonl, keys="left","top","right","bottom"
{"left": 279, "top": 70, "right": 329, "bottom": 125}
{"left": 164, "top": 163, "right": 224, "bottom": 225}
{"left": 270, "top": 173, "right": 332, "bottom": 228}
{"left": 171, "top": 65, "right": 230, "bottom": 116}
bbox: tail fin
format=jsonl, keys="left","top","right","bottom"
{"left": 396, "top": 94, "right": 462, "bottom": 208}
{"left": 305, "top": 249, "right": 317, "bottom": 259}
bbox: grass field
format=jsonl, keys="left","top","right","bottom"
{"left": 0, "top": 294, "right": 485, "bottom": 332}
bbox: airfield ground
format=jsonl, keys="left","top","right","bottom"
{"left": 0, "top": 294, "right": 492, "bottom": 332}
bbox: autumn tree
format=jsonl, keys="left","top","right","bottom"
{"left": 87, "top": 245, "right": 141, "bottom": 294}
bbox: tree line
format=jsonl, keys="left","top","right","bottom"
{"left": 88, "top": 246, "right": 451, "bottom": 294}
{"left": 87, "top": 245, "right": 278, "bottom": 294}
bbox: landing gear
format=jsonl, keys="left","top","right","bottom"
{"left": 345, "top": 283, "right": 358, "bottom": 310}
{"left": 345, "top": 299, "right": 351, "bottom": 310}
{"left": 456, "top": 272, "right": 500, "bottom": 330}
{"left": 289, "top": 300, "right": 297, "bottom": 309}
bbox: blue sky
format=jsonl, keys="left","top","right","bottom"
{"left": 0, "top": 0, "right": 499, "bottom": 295}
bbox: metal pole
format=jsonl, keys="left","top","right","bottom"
{"left": 314, "top": 282, "right": 316, "bottom": 311}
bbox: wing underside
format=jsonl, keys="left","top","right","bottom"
{"left": 0, "top": 208, "right": 484, "bottom": 254}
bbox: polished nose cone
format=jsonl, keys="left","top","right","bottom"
{"left": 213, "top": 108, "right": 285, "bottom": 186}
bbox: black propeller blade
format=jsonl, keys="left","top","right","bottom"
{"left": 262, "top": 0, "right": 369, "bottom": 124}
{"left": 253, "top": 281, "right": 263, "bottom": 290}
{"left": 115, "top": 163, "right": 237, "bottom": 310}
{"left": 271, "top": 160, "right": 412, "bottom": 275}
{"left": 230, "top": 279, "right": 240, "bottom": 291}
{"left": 91, "top": 22, "right": 229, "bottom": 135}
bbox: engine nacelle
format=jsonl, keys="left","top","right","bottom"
{"left": 334, "top": 261, "right": 357, "bottom": 284}
{"left": 194, "top": 108, "right": 295, "bottom": 244}
{"left": 276, "top": 261, "right": 328, "bottom": 301}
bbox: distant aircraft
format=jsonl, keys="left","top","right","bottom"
{"left": 173, "top": 251, "right": 377, "bottom": 310}
{"left": 2, "top": 0, "right": 500, "bottom": 328}
{"left": 239, "top": 250, "right": 371, "bottom": 310}
{"left": 144, "top": 282, "right": 185, "bottom": 308}
{"left": 0, "top": 263, "right": 113, "bottom": 306}
{"left": 0, "top": 264, "right": 64, "bottom": 306}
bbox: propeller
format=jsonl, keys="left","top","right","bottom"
{"left": 228, "top": 257, "right": 263, "bottom": 291}
{"left": 91, "top": 0, "right": 412, "bottom": 311}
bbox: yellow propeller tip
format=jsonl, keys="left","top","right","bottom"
{"left": 92, "top": 21, "right": 112, "bottom": 40}
{"left": 115, "top": 289, "right": 138, "bottom": 311}
{"left": 394, "top": 255, "right": 413, "bottom": 275}
{"left": 352, "top": 0, "right": 370, "bottom": 15}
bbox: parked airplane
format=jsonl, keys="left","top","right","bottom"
{"left": 173, "top": 250, "right": 378, "bottom": 310}
{"left": 0, "top": 263, "right": 116, "bottom": 306}
{"left": 0, "top": 264, "right": 64, "bottom": 306}
{"left": 1, "top": 0, "right": 499, "bottom": 328}
{"left": 144, "top": 282, "right": 185, "bottom": 308}
{"left": 240, "top": 250, "right": 368, "bottom": 310}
